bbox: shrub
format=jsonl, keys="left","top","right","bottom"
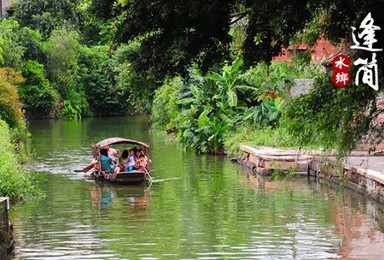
{"left": 150, "top": 56, "right": 325, "bottom": 154}
{"left": 60, "top": 90, "right": 91, "bottom": 119}
{"left": 151, "top": 77, "right": 182, "bottom": 130}
{"left": 243, "top": 100, "right": 284, "bottom": 127}
{"left": 0, "top": 67, "right": 25, "bottom": 128}
{"left": 0, "top": 119, "right": 37, "bottom": 201}
{"left": 180, "top": 113, "right": 231, "bottom": 154}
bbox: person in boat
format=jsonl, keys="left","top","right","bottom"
{"left": 99, "top": 148, "right": 120, "bottom": 174}
{"left": 135, "top": 149, "right": 141, "bottom": 160}
{"left": 134, "top": 154, "right": 148, "bottom": 171}
{"left": 118, "top": 149, "right": 129, "bottom": 171}
{"left": 73, "top": 145, "right": 121, "bottom": 174}
{"left": 105, "top": 145, "right": 119, "bottom": 162}
{"left": 126, "top": 149, "right": 137, "bottom": 172}
{"left": 139, "top": 149, "right": 151, "bottom": 164}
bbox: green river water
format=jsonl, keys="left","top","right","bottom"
{"left": 10, "top": 116, "right": 384, "bottom": 259}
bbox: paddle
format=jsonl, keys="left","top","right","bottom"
{"left": 74, "top": 164, "right": 95, "bottom": 173}
{"left": 144, "top": 167, "right": 153, "bottom": 183}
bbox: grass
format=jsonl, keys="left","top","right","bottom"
{"left": 224, "top": 124, "right": 324, "bottom": 157}
{"left": 0, "top": 119, "right": 38, "bottom": 201}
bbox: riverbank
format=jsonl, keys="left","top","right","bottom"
{"left": 0, "top": 119, "right": 36, "bottom": 201}
{"left": 0, "top": 197, "right": 13, "bottom": 259}
{"left": 239, "top": 145, "right": 384, "bottom": 204}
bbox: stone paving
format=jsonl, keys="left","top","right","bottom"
{"left": 346, "top": 156, "right": 384, "bottom": 174}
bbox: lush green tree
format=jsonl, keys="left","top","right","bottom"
{"left": 11, "top": 0, "right": 83, "bottom": 38}
{"left": 109, "top": 42, "right": 156, "bottom": 113}
{"left": 281, "top": 1, "right": 384, "bottom": 156}
{"left": 43, "top": 29, "right": 81, "bottom": 99}
{"left": 43, "top": 28, "right": 92, "bottom": 119}
{"left": 89, "top": 0, "right": 330, "bottom": 79}
{"left": 0, "top": 19, "right": 45, "bottom": 67}
{"left": 151, "top": 77, "right": 182, "bottom": 130}
{"left": 79, "top": 45, "right": 124, "bottom": 116}
{"left": 241, "top": 0, "right": 312, "bottom": 67}
{"left": 0, "top": 19, "right": 24, "bottom": 67}
{"left": 19, "top": 60, "right": 59, "bottom": 117}
{"left": 17, "top": 26, "right": 45, "bottom": 62}
{"left": 92, "top": 0, "right": 383, "bottom": 71}
{"left": 78, "top": 0, "right": 114, "bottom": 45}
{"left": 90, "top": 0, "right": 236, "bottom": 79}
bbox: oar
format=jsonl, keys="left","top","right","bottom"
{"left": 144, "top": 167, "right": 153, "bottom": 183}
{"left": 74, "top": 164, "right": 95, "bottom": 173}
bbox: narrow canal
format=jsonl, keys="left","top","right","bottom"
{"left": 11, "top": 117, "right": 384, "bottom": 259}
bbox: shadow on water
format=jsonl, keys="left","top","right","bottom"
{"left": 9, "top": 116, "right": 384, "bottom": 259}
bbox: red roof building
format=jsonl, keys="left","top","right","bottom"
{"left": 272, "top": 38, "right": 341, "bottom": 63}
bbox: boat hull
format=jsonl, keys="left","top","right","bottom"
{"left": 92, "top": 171, "right": 146, "bottom": 183}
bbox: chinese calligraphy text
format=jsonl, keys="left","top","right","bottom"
{"left": 351, "top": 12, "right": 382, "bottom": 91}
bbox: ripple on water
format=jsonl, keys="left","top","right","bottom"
{"left": 11, "top": 117, "right": 384, "bottom": 259}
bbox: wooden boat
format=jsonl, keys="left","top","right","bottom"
{"left": 91, "top": 137, "right": 151, "bottom": 183}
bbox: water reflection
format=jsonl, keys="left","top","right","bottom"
{"left": 10, "top": 117, "right": 384, "bottom": 259}
{"left": 241, "top": 169, "right": 384, "bottom": 259}
{"left": 90, "top": 183, "right": 151, "bottom": 212}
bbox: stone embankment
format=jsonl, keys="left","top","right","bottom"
{"left": 0, "top": 197, "right": 13, "bottom": 259}
{"left": 239, "top": 145, "right": 384, "bottom": 203}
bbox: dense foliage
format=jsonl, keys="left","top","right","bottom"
{"left": 0, "top": 119, "right": 37, "bottom": 201}
{"left": 0, "top": 67, "right": 37, "bottom": 200}
{"left": 12, "top": 0, "right": 83, "bottom": 38}
{"left": 108, "top": 42, "right": 155, "bottom": 114}
{"left": 19, "top": 60, "right": 59, "bottom": 117}
{"left": 79, "top": 45, "right": 122, "bottom": 116}
{"left": 86, "top": 0, "right": 383, "bottom": 156}
{"left": 0, "top": 67, "right": 25, "bottom": 128}
{"left": 151, "top": 57, "right": 322, "bottom": 153}
{"left": 0, "top": 0, "right": 159, "bottom": 120}
{"left": 151, "top": 77, "right": 182, "bottom": 130}
{"left": 89, "top": 0, "right": 383, "bottom": 77}
{"left": 0, "top": 0, "right": 382, "bottom": 159}
{"left": 89, "top": 0, "right": 324, "bottom": 79}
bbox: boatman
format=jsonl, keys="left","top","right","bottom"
{"left": 74, "top": 145, "right": 119, "bottom": 173}
{"left": 105, "top": 145, "right": 120, "bottom": 162}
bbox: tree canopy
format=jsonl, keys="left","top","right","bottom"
{"left": 12, "top": 0, "right": 83, "bottom": 37}
{"left": 90, "top": 0, "right": 383, "bottom": 80}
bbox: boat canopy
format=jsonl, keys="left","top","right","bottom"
{"left": 92, "top": 137, "right": 150, "bottom": 157}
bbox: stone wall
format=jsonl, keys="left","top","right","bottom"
{"left": 238, "top": 145, "right": 384, "bottom": 205}
{"left": 290, "top": 79, "right": 314, "bottom": 98}
{"left": 0, "top": 197, "right": 11, "bottom": 259}
{"left": 308, "top": 158, "right": 384, "bottom": 204}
